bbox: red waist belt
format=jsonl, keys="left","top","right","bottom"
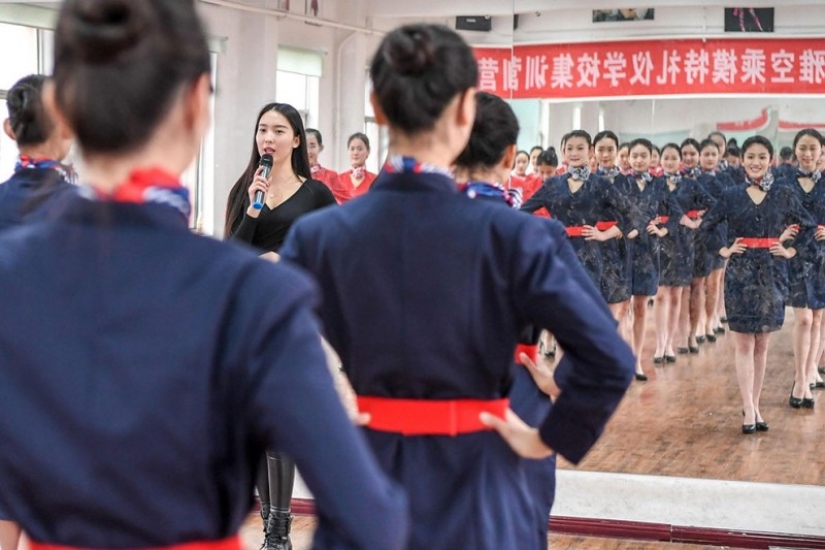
{"left": 686, "top": 210, "right": 702, "bottom": 219}
{"left": 31, "top": 536, "right": 241, "bottom": 550}
{"left": 740, "top": 238, "right": 779, "bottom": 248}
{"left": 356, "top": 396, "right": 509, "bottom": 436}
{"left": 657, "top": 216, "right": 669, "bottom": 224}
{"left": 566, "top": 221, "right": 617, "bottom": 237}
{"left": 515, "top": 344, "right": 538, "bottom": 364}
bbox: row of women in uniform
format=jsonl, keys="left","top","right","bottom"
{"left": 516, "top": 125, "right": 825, "bottom": 435}
{"left": 0, "top": 2, "right": 635, "bottom": 550}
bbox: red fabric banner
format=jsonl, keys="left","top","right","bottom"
{"left": 473, "top": 39, "right": 825, "bottom": 99}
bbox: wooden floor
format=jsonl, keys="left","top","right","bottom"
{"left": 556, "top": 307, "right": 825, "bottom": 485}
{"left": 238, "top": 515, "right": 737, "bottom": 550}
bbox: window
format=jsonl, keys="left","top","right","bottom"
{"left": 0, "top": 22, "right": 41, "bottom": 180}
{"left": 181, "top": 52, "right": 218, "bottom": 233}
{"left": 276, "top": 47, "right": 323, "bottom": 130}
{"left": 364, "top": 78, "right": 388, "bottom": 173}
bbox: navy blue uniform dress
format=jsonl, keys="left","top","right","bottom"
{"left": 280, "top": 162, "right": 635, "bottom": 550}
{"left": 616, "top": 174, "right": 684, "bottom": 296}
{"left": 701, "top": 182, "right": 815, "bottom": 333}
{"left": 0, "top": 193, "right": 408, "bottom": 548}
{"left": 779, "top": 171, "right": 825, "bottom": 310}
{"left": 697, "top": 170, "right": 735, "bottom": 271}
{"left": 0, "top": 158, "right": 76, "bottom": 522}
{"left": 521, "top": 173, "right": 640, "bottom": 303}
{"left": 594, "top": 167, "right": 632, "bottom": 304}
{"left": 509, "top": 216, "right": 617, "bottom": 549}
{"left": 0, "top": 160, "right": 76, "bottom": 231}
{"left": 659, "top": 174, "right": 716, "bottom": 288}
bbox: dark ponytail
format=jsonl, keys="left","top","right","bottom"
{"left": 5, "top": 75, "right": 52, "bottom": 147}
{"left": 53, "top": 0, "right": 210, "bottom": 154}
{"left": 370, "top": 24, "right": 477, "bottom": 134}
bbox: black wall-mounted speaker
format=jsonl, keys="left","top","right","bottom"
{"left": 456, "top": 15, "right": 492, "bottom": 32}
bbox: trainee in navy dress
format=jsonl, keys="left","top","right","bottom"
{"left": 697, "top": 170, "right": 735, "bottom": 271}
{"left": 521, "top": 173, "right": 640, "bottom": 302}
{"left": 281, "top": 161, "right": 635, "bottom": 550}
{"left": 780, "top": 171, "right": 825, "bottom": 310}
{"left": 701, "top": 182, "right": 815, "bottom": 333}
{"left": 616, "top": 174, "right": 684, "bottom": 296}
{"left": 0, "top": 158, "right": 77, "bottom": 231}
{"left": 595, "top": 167, "right": 632, "bottom": 304}
{"left": 659, "top": 174, "right": 716, "bottom": 287}
{"left": 0, "top": 191, "right": 408, "bottom": 548}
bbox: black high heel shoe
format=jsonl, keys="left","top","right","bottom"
{"left": 635, "top": 372, "right": 648, "bottom": 381}
{"left": 677, "top": 347, "right": 689, "bottom": 354}
{"left": 755, "top": 420, "right": 769, "bottom": 432}
{"left": 705, "top": 333, "right": 717, "bottom": 343}
{"left": 742, "top": 424, "right": 756, "bottom": 434}
{"left": 665, "top": 355, "right": 676, "bottom": 363}
{"left": 789, "top": 383, "right": 803, "bottom": 409}
{"left": 696, "top": 335, "right": 706, "bottom": 344}
{"left": 802, "top": 396, "right": 815, "bottom": 409}
{"left": 714, "top": 326, "right": 726, "bottom": 334}
{"left": 653, "top": 356, "right": 664, "bottom": 364}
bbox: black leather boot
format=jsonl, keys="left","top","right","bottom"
{"left": 262, "top": 507, "right": 292, "bottom": 550}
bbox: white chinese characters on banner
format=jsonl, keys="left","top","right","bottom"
{"left": 504, "top": 56, "right": 521, "bottom": 92}
{"left": 630, "top": 51, "right": 653, "bottom": 86}
{"left": 477, "top": 39, "right": 825, "bottom": 98}
{"left": 800, "top": 49, "right": 825, "bottom": 84}
{"left": 603, "top": 52, "right": 627, "bottom": 87}
{"left": 771, "top": 50, "right": 795, "bottom": 83}
{"left": 551, "top": 53, "right": 574, "bottom": 89}
{"left": 740, "top": 48, "right": 766, "bottom": 84}
{"left": 684, "top": 49, "right": 710, "bottom": 84}
{"left": 477, "top": 57, "right": 500, "bottom": 92}
{"left": 525, "top": 55, "right": 549, "bottom": 90}
{"left": 577, "top": 53, "right": 600, "bottom": 87}
{"left": 712, "top": 49, "right": 738, "bottom": 84}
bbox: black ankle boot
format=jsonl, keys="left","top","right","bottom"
{"left": 262, "top": 507, "right": 293, "bottom": 550}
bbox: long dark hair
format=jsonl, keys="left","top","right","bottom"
{"left": 224, "top": 103, "right": 311, "bottom": 237}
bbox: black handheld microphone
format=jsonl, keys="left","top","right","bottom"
{"left": 252, "top": 154, "right": 274, "bottom": 210}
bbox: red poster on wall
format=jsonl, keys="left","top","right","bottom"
{"left": 473, "top": 39, "right": 825, "bottom": 99}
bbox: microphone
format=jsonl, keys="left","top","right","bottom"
{"left": 252, "top": 154, "right": 274, "bottom": 210}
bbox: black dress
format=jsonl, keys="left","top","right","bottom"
{"left": 231, "top": 178, "right": 335, "bottom": 252}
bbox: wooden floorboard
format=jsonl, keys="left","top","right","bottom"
{"left": 556, "top": 307, "right": 825, "bottom": 485}
{"left": 239, "top": 515, "right": 739, "bottom": 550}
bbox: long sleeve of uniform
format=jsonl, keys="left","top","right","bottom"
{"left": 520, "top": 182, "right": 552, "bottom": 215}
{"left": 661, "top": 185, "right": 686, "bottom": 234}
{"left": 232, "top": 263, "right": 409, "bottom": 549}
{"left": 699, "top": 188, "right": 730, "bottom": 253}
{"left": 780, "top": 185, "right": 817, "bottom": 260}
{"left": 601, "top": 178, "right": 644, "bottom": 235}
{"left": 511, "top": 220, "right": 635, "bottom": 463}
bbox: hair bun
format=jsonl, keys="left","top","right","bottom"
{"left": 384, "top": 26, "right": 436, "bottom": 76}
{"left": 67, "top": 0, "right": 154, "bottom": 63}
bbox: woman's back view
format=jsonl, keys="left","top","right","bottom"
{"left": 0, "top": 1, "right": 407, "bottom": 548}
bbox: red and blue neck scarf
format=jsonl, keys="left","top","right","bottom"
{"left": 460, "top": 181, "right": 523, "bottom": 209}
{"left": 383, "top": 155, "right": 454, "bottom": 179}
{"left": 16, "top": 155, "right": 78, "bottom": 184}
{"left": 798, "top": 168, "right": 822, "bottom": 184}
{"left": 95, "top": 167, "right": 191, "bottom": 222}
